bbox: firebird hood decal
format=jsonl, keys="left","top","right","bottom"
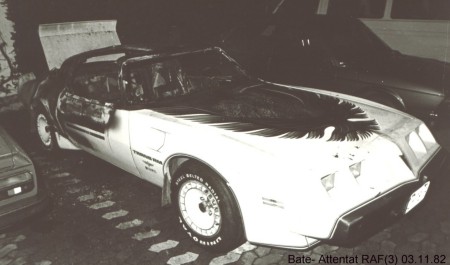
{"left": 155, "top": 86, "right": 380, "bottom": 141}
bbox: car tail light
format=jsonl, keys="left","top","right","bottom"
{"left": 349, "top": 162, "right": 362, "bottom": 178}
{"left": 407, "top": 131, "right": 427, "bottom": 158}
{"left": 0, "top": 172, "right": 34, "bottom": 200}
{"left": 321, "top": 173, "right": 335, "bottom": 192}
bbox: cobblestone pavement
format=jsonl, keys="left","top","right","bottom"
{"left": 0, "top": 111, "right": 449, "bottom": 265}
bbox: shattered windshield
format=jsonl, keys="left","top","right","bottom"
{"left": 123, "top": 49, "right": 252, "bottom": 104}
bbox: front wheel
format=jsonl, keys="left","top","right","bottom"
{"left": 172, "top": 161, "right": 245, "bottom": 252}
{"left": 35, "top": 106, "right": 57, "bottom": 151}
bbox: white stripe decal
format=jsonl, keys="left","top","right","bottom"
{"left": 89, "top": 201, "right": 115, "bottom": 209}
{"left": 102, "top": 210, "right": 129, "bottom": 220}
{"left": 167, "top": 252, "right": 199, "bottom": 265}
{"left": 132, "top": 230, "right": 160, "bottom": 241}
{"left": 148, "top": 240, "right": 179, "bottom": 253}
{"left": 115, "top": 219, "right": 143, "bottom": 229}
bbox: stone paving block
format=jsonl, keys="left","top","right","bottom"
{"left": 421, "top": 240, "right": 437, "bottom": 254}
{"left": 77, "top": 193, "right": 95, "bottom": 202}
{"left": 232, "top": 242, "right": 256, "bottom": 255}
{"left": 369, "top": 230, "right": 391, "bottom": 243}
{"left": 34, "top": 261, "right": 52, "bottom": 265}
{"left": 12, "top": 236, "right": 25, "bottom": 243}
{"left": 380, "top": 240, "right": 396, "bottom": 254}
{"left": 148, "top": 240, "right": 179, "bottom": 253}
{"left": 255, "top": 247, "right": 271, "bottom": 257}
{"left": 9, "top": 257, "right": 26, "bottom": 265}
{"left": 132, "top": 230, "right": 160, "bottom": 241}
{"left": 237, "top": 251, "right": 257, "bottom": 265}
{"left": 115, "top": 219, "right": 143, "bottom": 229}
{"left": 48, "top": 172, "right": 71, "bottom": 179}
{"left": 312, "top": 244, "right": 339, "bottom": 255}
{"left": 0, "top": 258, "right": 12, "bottom": 265}
{"left": 440, "top": 221, "right": 450, "bottom": 235}
{"left": 0, "top": 245, "right": 17, "bottom": 259}
{"left": 253, "top": 253, "right": 282, "bottom": 265}
{"left": 308, "top": 253, "right": 321, "bottom": 264}
{"left": 269, "top": 248, "right": 288, "bottom": 255}
{"left": 89, "top": 200, "right": 115, "bottom": 210}
{"left": 167, "top": 252, "right": 198, "bottom": 265}
{"left": 334, "top": 247, "right": 353, "bottom": 256}
{"left": 430, "top": 231, "right": 446, "bottom": 245}
{"left": 395, "top": 242, "right": 419, "bottom": 254}
{"left": 407, "top": 232, "right": 429, "bottom": 243}
{"left": 209, "top": 252, "right": 240, "bottom": 265}
{"left": 102, "top": 210, "right": 128, "bottom": 220}
{"left": 436, "top": 243, "right": 450, "bottom": 254}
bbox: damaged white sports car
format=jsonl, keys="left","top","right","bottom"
{"left": 19, "top": 21, "right": 446, "bottom": 252}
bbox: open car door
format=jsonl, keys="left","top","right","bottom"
{"left": 57, "top": 62, "right": 118, "bottom": 157}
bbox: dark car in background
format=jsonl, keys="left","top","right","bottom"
{"left": 221, "top": 15, "right": 450, "bottom": 125}
{"left": 0, "top": 126, "right": 49, "bottom": 229}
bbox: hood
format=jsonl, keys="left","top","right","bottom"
{"left": 360, "top": 53, "right": 449, "bottom": 97}
{"left": 39, "top": 20, "right": 121, "bottom": 70}
{"left": 0, "top": 128, "right": 15, "bottom": 171}
{"left": 155, "top": 83, "right": 415, "bottom": 148}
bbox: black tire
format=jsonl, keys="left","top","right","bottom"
{"left": 172, "top": 161, "right": 245, "bottom": 252}
{"left": 35, "top": 105, "right": 58, "bottom": 151}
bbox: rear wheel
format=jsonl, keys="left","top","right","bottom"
{"left": 172, "top": 161, "right": 245, "bottom": 252}
{"left": 35, "top": 106, "right": 57, "bottom": 151}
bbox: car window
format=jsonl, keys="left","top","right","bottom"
{"left": 123, "top": 50, "right": 251, "bottom": 106}
{"left": 71, "top": 63, "right": 120, "bottom": 102}
{"left": 72, "top": 72, "right": 119, "bottom": 101}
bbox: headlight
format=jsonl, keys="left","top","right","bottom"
{"left": 0, "top": 172, "right": 34, "bottom": 200}
{"left": 349, "top": 161, "right": 362, "bottom": 178}
{"left": 407, "top": 131, "right": 427, "bottom": 159}
{"left": 417, "top": 123, "right": 436, "bottom": 148}
{"left": 321, "top": 173, "right": 335, "bottom": 192}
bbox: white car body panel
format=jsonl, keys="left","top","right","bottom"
{"left": 32, "top": 21, "right": 443, "bottom": 248}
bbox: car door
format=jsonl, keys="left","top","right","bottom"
{"left": 56, "top": 64, "right": 122, "bottom": 160}
{"left": 120, "top": 61, "right": 169, "bottom": 186}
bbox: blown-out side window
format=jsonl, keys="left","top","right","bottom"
{"left": 71, "top": 62, "right": 120, "bottom": 102}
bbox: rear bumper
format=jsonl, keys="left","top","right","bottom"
{"left": 0, "top": 188, "right": 50, "bottom": 230}
{"left": 326, "top": 147, "right": 447, "bottom": 246}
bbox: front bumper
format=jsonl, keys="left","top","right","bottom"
{"left": 326, "top": 147, "right": 447, "bottom": 246}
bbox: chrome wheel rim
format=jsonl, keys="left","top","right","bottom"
{"left": 37, "top": 114, "right": 52, "bottom": 147}
{"left": 178, "top": 179, "right": 221, "bottom": 237}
